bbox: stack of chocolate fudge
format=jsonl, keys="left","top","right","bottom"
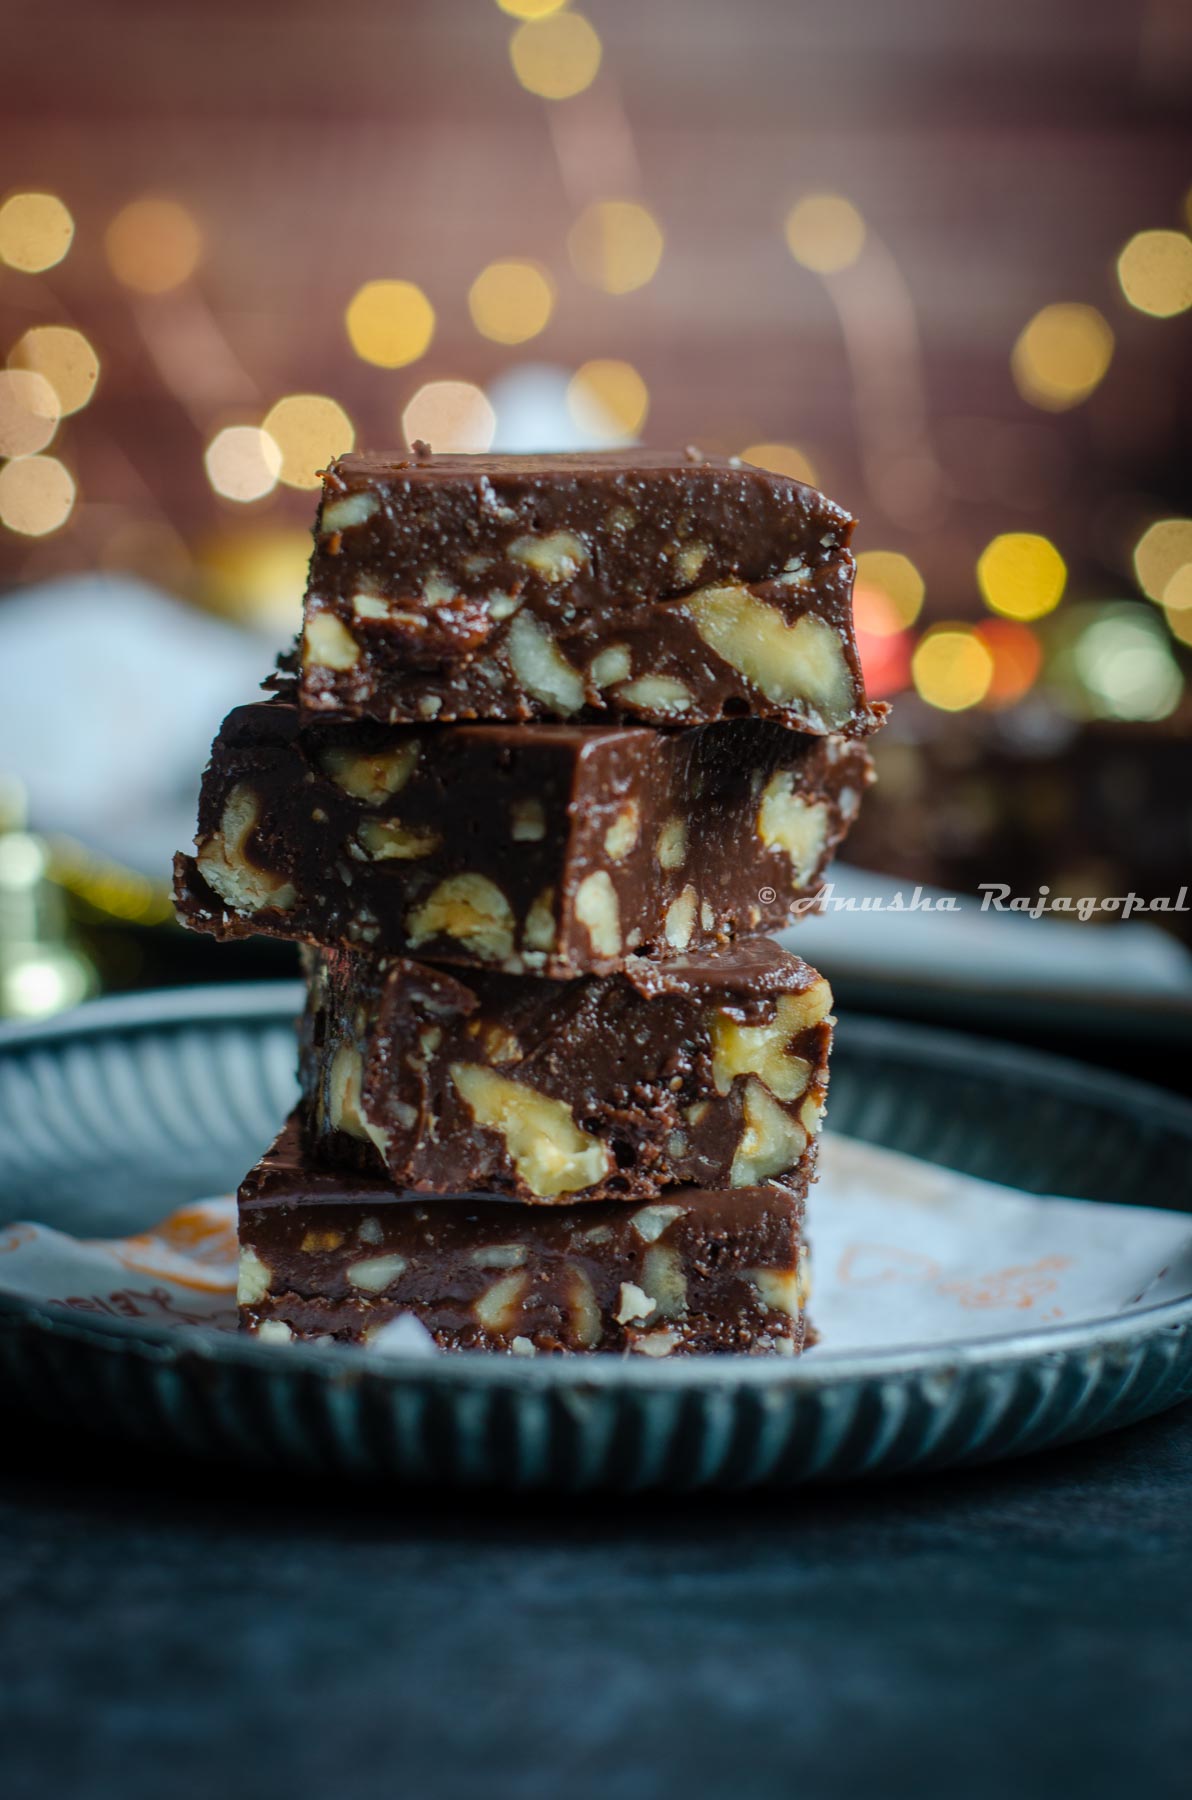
{"left": 175, "top": 451, "right": 882, "bottom": 1356}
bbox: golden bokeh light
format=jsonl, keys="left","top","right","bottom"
{"left": 911, "top": 625, "right": 995, "bottom": 712}
{"left": 740, "top": 442, "right": 818, "bottom": 486}
{"left": 1133, "top": 517, "right": 1192, "bottom": 603}
{"left": 976, "top": 619, "right": 1043, "bottom": 708}
{"left": 784, "top": 194, "right": 866, "bottom": 274}
{"left": 1116, "top": 229, "right": 1192, "bottom": 318}
{"left": 105, "top": 198, "right": 202, "bottom": 294}
{"left": 567, "top": 360, "right": 649, "bottom": 441}
{"left": 854, "top": 550, "right": 925, "bottom": 633}
{"left": 498, "top": 0, "right": 566, "bottom": 17}
{"left": 0, "top": 370, "right": 60, "bottom": 458}
{"left": 0, "top": 454, "right": 75, "bottom": 537}
{"left": 198, "top": 528, "right": 314, "bottom": 634}
{"left": 1161, "top": 562, "right": 1192, "bottom": 613}
{"left": 9, "top": 325, "right": 100, "bottom": 416}
{"left": 402, "top": 381, "right": 497, "bottom": 454}
{"left": 977, "top": 532, "right": 1066, "bottom": 621}
{"left": 261, "top": 395, "right": 354, "bottom": 489}
{"left": 0, "top": 193, "right": 74, "bottom": 273}
{"left": 567, "top": 200, "right": 664, "bottom": 295}
{"left": 1165, "top": 600, "right": 1192, "bottom": 648}
{"left": 1011, "top": 303, "right": 1114, "bottom": 411}
{"left": 345, "top": 279, "right": 436, "bottom": 369}
{"left": 468, "top": 260, "right": 555, "bottom": 345}
{"left": 510, "top": 11, "right": 602, "bottom": 99}
{"left": 204, "top": 425, "right": 283, "bottom": 503}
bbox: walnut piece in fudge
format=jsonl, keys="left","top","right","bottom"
{"left": 172, "top": 700, "right": 874, "bottom": 975}
{"left": 295, "top": 451, "right": 882, "bottom": 737}
{"left": 239, "top": 1117, "right": 811, "bottom": 1356}
{"left": 299, "top": 939, "right": 833, "bottom": 1204}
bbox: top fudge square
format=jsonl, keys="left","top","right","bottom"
{"left": 296, "top": 451, "right": 881, "bottom": 737}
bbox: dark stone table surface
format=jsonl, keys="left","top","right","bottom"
{"left": 2, "top": 1396, "right": 1190, "bottom": 1800}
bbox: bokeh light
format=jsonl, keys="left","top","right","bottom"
{"left": 784, "top": 194, "right": 866, "bottom": 274}
{"left": 204, "top": 426, "right": 283, "bottom": 503}
{"left": 510, "top": 11, "right": 602, "bottom": 99}
{"left": 9, "top": 326, "right": 100, "bottom": 416}
{"left": 498, "top": 0, "right": 565, "bottom": 16}
{"left": 469, "top": 260, "right": 555, "bottom": 344}
{"left": 1161, "top": 563, "right": 1192, "bottom": 614}
{"left": 1116, "top": 229, "right": 1192, "bottom": 318}
{"left": 198, "top": 528, "right": 314, "bottom": 633}
{"left": 345, "top": 279, "right": 435, "bottom": 369}
{"left": 977, "top": 532, "right": 1067, "bottom": 621}
{"left": 854, "top": 550, "right": 925, "bottom": 633}
{"left": 261, "top": 395, "right": 354, "bottom": 489}
{"left": 975, "top": 619, "right": 1043, "bottom": 707}
{"left": 0, "top": 454, "right": 75, "bottom": 536}
{"left": 105, "top": 198, "right": 203, "bottom": 294}
{"left": 0, "top": 193, "right": 74, "bottom": 273}
{"left": 402, "top": 381, "right": 497, "bottom": 454}
{"left": 911, "top": 625, "right": 995, "bottom": 712}
{"left": 740, "top": 442, "right": 818, "bottom": 486}
{"left": 1011, "top": 303, "right": 1114, "bottom": 410}
{"left": 0, "top": 370, "right": 60, "bottom": 458}
{"left": 1073, "top": 606, "right": 1183, "bottom": 721}
{"left": 1165, "top": 601, "right": 1192, "bottom": 648}
{"left": 1132, "top": 518, "right": 1192, "bottom": 604}
{"left": 568, "top": 200, "right": 664, "bottom": 295}
{"left": 567, "top": 360, "right": 649, "bottom": 441}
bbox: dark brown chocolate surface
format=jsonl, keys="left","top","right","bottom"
{"left": 172, "top": 699, "right": 873, "bottom": 975}
{"left": 294, "top": 451, "right": 881, "bottom": 736}
{"left": 239, "top": 1117, "right": 810, "bottom": 1357}
{"left": 300, "top": 939, "right": 832, "bottom": 1205}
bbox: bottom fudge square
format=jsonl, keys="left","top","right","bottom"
{"left": 300, "top": 938, "right": 833, "bottom": 1203}
{"left": 238, "top": 1118, "right": 811, "bottom": 1357}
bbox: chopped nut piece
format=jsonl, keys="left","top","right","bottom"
{"left": 506, "top": 610, "right": 585, "bottom": 714}
{"left": 568, "top": 1266, "right": 602, "bottom": 1347}
{"left": 655, "top": 815, "right": 687, "bottom": 870}
{"left": 603, "top": 801, "right": 640, "bottom": 861}
{"left": 255, "top": 1319, "right": 293, "bottom": 1344}
{"left": 237, "top": 1246, "right": 271, "bottom": 1306}
{"left": 196, "top": 784, "right": 297, "bottom": 914}
{"left": 321, "top": 491, "right": 379, "bottom": 534}
{"left": 606, "top": 505, "right": 637, "bottom": 532}
{"left": 731, "top": 1078, "right": 807, "bottom": 1186}
{"left": 357, "top": 1216, "right": 384, "bottom": 1245}
{"left": 687, "top": 583, "right": 852, "bottom": 724}
{"left": 508, "top": 530, "right": 589, "bottom": 581}
{"left": 320, "top": 741, "right": 420, "bottom": 803}
{"left": 664, "top": 884, "right": 698, "bottom": 950}
{"left": 303, "top": 611, "right": 361, "bottom": 672}
{"left": 710, "top": 993, "right": 814, "bottom": 1102}
{"left": 406, "top": 874, "right": 516, "bottom": 962}
{"left": 346, "top": 1252, "right": 408, "bottom": 1293}
{"left": 352, "top": 593, "right": 390, "bottom": 621}
{"left": 327, "top": 1043, "right": 392, "bottom": 1158}
{"left": 510, "top": 797, "right": 546, "bottom": 842}
{"left": 509, "top": 1335, "right": 537, "bottom": 1357}
{"left": 615, "top": 1281, "right": 657, "bottom": 1325}
{"left": 589, "top": 644, "right": 632, "bottom": 687}
{"left": 355, "top": 817, "right": 441, "bottom": 860}
{"left": 779, "top": 976, "right": 833, "bottom": 1032}
{"left": 473, "top": 1270, "right": 529, "bottom": 1331}
{"left": 616, "top": 674, "right": 693, "bottom": 715}
{"left": 631, "top": 1328, "right": 679, "bottom": 1357}
{"left": 749, "top": 1267, "right": 807, "bottom": 1317}
{"left": 488, "top": 590, "right": 521, "bottom": 621}
{"left": 631, "top": 1203, "right": 689, "bottom": 1243}
{"left": 676, "top": 542, "right": 709, "bottom": 582}
{"left": 470, "top": 1244, "right": 527, "bottom": 1269}
{"left": 574, "top": 869, "right": 622, "bottom": 958}
{"left": 300, "top": 1228, "right": 344, "bottom": 1253}
{"left": 523, "top": 887, "right": 557, "bottom": 952}
{"left": 450, "top": 1064, "right": 612, "bottom": 1198}
{"left": 757, "top": 774, "right": 831, "bottom": 883}
{"left": 641, "top": 1244, "right": 688, "bottom": 1318}
{"left": 799, "top": 1092, "right": 827, "bottom": 1137}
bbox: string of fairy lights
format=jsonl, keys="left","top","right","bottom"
{"left": 1, "top": 0, "right": 1190, "bottom": 731}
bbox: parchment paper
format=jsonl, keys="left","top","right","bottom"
{"left": 3, "top": 1135, "right": 1190, "bottom": 1352}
